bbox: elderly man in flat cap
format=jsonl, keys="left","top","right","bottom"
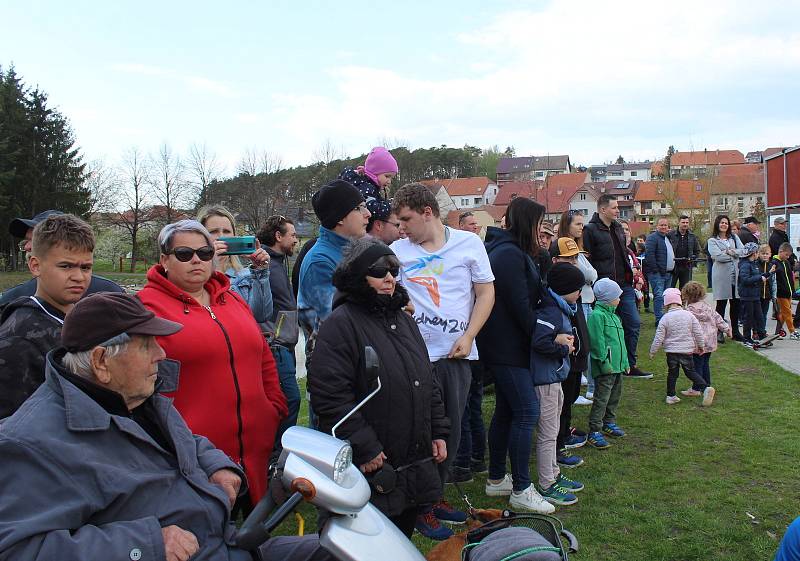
{"left": 0, "top": 292, "right": 332, "bottom": 561}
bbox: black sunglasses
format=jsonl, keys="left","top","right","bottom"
{"left": 169, "top": 246, "right": 215, "bottom": 262}
{"left": 367, "top": 265, "right": 400, "bottom": 279}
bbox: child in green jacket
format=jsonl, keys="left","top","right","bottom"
{"left": 586, "top": 278, "right": 630, "bottom": 449}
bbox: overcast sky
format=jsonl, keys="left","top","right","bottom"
{"left": 2, "top": 0, "right": 799, "bottom": 174}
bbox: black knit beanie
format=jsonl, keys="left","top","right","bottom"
{"left": 312, "top": 180, "right": 365, "bottom": 229}
{"left": 548, "top": 262, "right": 585, "bottom": 296}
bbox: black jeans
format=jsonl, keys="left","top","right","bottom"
{"left": 454, "top": 361, "right": 487, "bottom": 469}
{"left": 716, "top": 294, "right": 741, "bottom": 338}
{"left": 740, "top": 299, "right": 766, "bottom": 341}
{"left": 389, "top": 506, "right": 420, "bottom": 538}
{"left": 557, "top": 369, "right": 582, "bottom": 450}
{"left": 671, "top": 266, "right": 692, "bottom": 289}
{"left": 666, "top": 353, "right": 707, "bottom": 396}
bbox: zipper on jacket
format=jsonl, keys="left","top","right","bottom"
{"left": 203, "top": 304, "right": 246, "bottom": 476}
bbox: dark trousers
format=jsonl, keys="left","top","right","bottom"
{"left": 454, "top": 361, "right": 487, "bottom": 469}
{"left": 256, "top": 535, "right": 335, "bottom": 561}
{"left": 691, "top": 353, "right": 711, "bottom": 391}
{"left": 666, "top": 353, "right": 707, "bottom": 396}
{"left": 672, "top": 266, "right": 692, "bottom": 289}
{"left": 557, "top": 369, "right": 582, "bottom": 450}
{"left": 716, "top": 294, "right": 741, "bottom": 338}
{"left": 740, "top": 299, "right": 766, "bottom": 341}
{"left": 272, "top": 345, "right": 300, "bottom": 455}
{"left": 431, "top": 359, "right": 471, "bottom": 486}
{"left": 588, "top": 373, "right": 623, "bottom": 433}
{"left": 616, "top": 285, "right": 641, "bottom": 368}
{"left": 389, "top": 507, "right": 419, "bottom": 538}
{"left": 760, "top": 298, "right": 771, "bottom": 335}
{"left": 488, "top": 364, "right": 540, "bottom": 492}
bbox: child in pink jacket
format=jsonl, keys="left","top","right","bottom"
{"left": 650, "top": 288, "right": 715, "bottom": 406}
{"left": 681, "top": 281, "right": 731, "bottom": 397}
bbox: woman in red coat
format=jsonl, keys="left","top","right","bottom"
{"left": 138, "top": 219, "right": 287, "bottom": 508}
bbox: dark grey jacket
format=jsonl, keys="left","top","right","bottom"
{"left": 266, "top": 247, "right": 297, "bottom": 324}
{"left": 0, "top": 351, "right": 251, "bottom": 561}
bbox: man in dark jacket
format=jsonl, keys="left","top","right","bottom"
{"left": 0, "top": 214, "right": 95, "bottom": 418}
{"left": 770, "top": 217, "right": 795, "bottom": 266}
{"left": 736, "top": 216, "right": 760, "bottom": 246}
{"left": 667, "top": 215, "right": 702, "bottom": 289}
{"left": 582, "top": 194, "right": 651, "bottom": 379}
{"left": 0, "top": 292, "right": 332, "bottom": 561}
{"left": 645, "top": 217, "right": 675, "bottom": 324}
{"left": 0, "top": 210, "right": 122, "bottom": 311}
{"left": 258, "top": 216, "right": 301, "bottom": 450}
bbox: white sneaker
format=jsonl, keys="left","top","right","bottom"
{"left": 791, "top": 331, "right": 800, "bottom": 341}
{"left": 585, "top": 391, "right": 594, "bottom": 400}
{"left": 485, "top": 474, "right": 514, "bottom": 497}
{"left": 581, "top": 375, "right": 588, "bottom": 386}
{"left": 702, "top": 386, "right": 716, "bottom": 407}
{"left": 665, "top": 395, "right": 681, "bottom": 405}
{"left": 509, "top": 485, "right": 556, "bottom": 514}
{"left": 574, "top": 396, "right": 593, "bottom": 406}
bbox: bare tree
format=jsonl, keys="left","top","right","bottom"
{"left": 150, "top": 143, "right": 186, "bottom": 224}
{"left": 312, "top": 139, "right": 346, "bottom": 183}
{"left": 83, "top": 158, "right": 118, "bottom": 218}
{"left": 234, "top": 149, "right": 285, "bottom": 233}
{"left": 187, "top": 142, "right": 223, "bottom": 207}
{"left": 110, "top": 147, "right": 152, "bottom": 272}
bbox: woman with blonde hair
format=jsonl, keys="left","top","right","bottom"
{"left": 197, "top": 204, "right": 272, "bottom": 323}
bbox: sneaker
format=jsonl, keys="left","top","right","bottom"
{"left": 485, "top": 474, "right": 514, "bottom": 497}
{"left": 540, "top": 482, "right": 578, "bottom": 506}
{"left": 665, "top": 395, "right": 681, "bottom": 405}
{"left": 415, "top": 510, "right": 454, "bottom": 540}
{"left": 564, "top": 434, "right": 587, "bottom": 449}
{"left": 602, "top": 423, "right": 626, "bottom": 438}
{"left": 432, "top": 500, "right": 468, "bottom": 524}
{"left": 574, "top": 395, "right": 593, "bottom": 406}
{"left": 470, "top": 459, "right": 488, "bottom": 474}
{"left": 776, "top": 332, "right": 786, "bottom": 340}
{"left": 702, "top": 386, "right": 716, "bottom": 407}
{"left": 791, "top": 332, "right": 800, "bottom": 341}
{"left": 585, "top": 391, "right": 594, "bottom": 400}
{"left": 557, "top": 448, "right": 584, "bottom": 468}
{"left": 449, "top": 466, "right": 473, "bottom": 484}
{"left": 680, "top": 388, "right": 702, "bottom": 397}
{"left": 624, "top": 366, "right": 654, "bottom": 379}
{"left": 742, "top": 340, "right": 755, "bottom": 348}
{"left": 570, "top": 427, "right": 587, "bottom": 438}
{"left": 587, "top": 431, "right": 611, "bottom": 449}
{"left": 581, "top": 374, "right": 588, "bottom": 386}
{"left": 509, "top": 485, "right": 556, "bottom": 514}
{"left": 556, "top": 472, "right": 585, "bottom": 492}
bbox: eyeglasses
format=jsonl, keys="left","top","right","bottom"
{"left": 353, "top": 203, "right": 369, "bottom": 214}
{"left": 459, "top": 211, "right": 474, "bottom": 220}
{"left": 168, "top": 246, "right": 215, "bottom": 262}
{"left": 366, "top": 265, "right": 400, "bottom": 279}
{"left": 378, "top": 219, "right": 401, "bottom": 228}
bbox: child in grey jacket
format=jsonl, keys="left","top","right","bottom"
{"left": 650, "top": 288, "right": 714, "bottom": 406}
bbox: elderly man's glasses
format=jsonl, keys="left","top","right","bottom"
{"left": 354, "top": 203, "right": 368, "bottom": 213}
{"left": 168, "top": 246, "right": 215, "bottom": 262}
{"left": 367, "top": 265, "right": 400, "bottom": 279}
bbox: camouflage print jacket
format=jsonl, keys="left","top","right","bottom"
{"left": 0, "top": 296, "right": 64, "bottom": 419}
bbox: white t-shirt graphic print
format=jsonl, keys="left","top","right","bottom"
{"left": 391, "top": 228, "right": 494, "bottom": 361}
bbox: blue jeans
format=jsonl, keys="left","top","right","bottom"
{"left": 454, "top": 361, "right": 486, "bottom": 469}
{"left": 272, "top": 345, "right": 301, "bottom": 447}
{"left": 759, "top": 298, "right": 771, "bottom": 335}
{"left": 648, "top": 272, "right": 673, "bottom": 324}
{"left": 691, "top": 353, "right": 711, "bottom": 391}
{"left": 615, "top": 284, "right": 641, "bottom": 368}
{"left": 487, "top": 365, "right": 540, "bottom": 492}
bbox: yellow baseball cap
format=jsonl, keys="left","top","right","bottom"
{"left": 556, "top": 237, "right": 583, "bottom": 257}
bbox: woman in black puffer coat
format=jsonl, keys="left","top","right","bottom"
{"left": 308, "top": 238, "right": 449, "bottom": 538}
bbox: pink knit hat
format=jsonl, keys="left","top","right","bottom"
{"left": 363, "top": 147, "right": 398, "bottom": 185}
{"left": 663, "top": 288, "right": 683, "bottom": 308}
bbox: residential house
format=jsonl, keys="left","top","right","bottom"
{"left": 493, "top": 180, "right": 543, "bottom": 206}
{"left": 582, "top": 180, "right": 641, "bottom": 220}
{"left": 589, "top": 165, "right": 607, "bottom": 182}
{"left": 419, "top": 176, "right": 498, "bottom": 209}
{"left": 604, "top": 162, "right": 653, "bottom": 182}
{"left": 496, "top": 155, "right": 571, "bottom": 187}
{"left": 634, "top": 180, "right": 709, "bottom": 224}
{"left": 746, "top": 147, "right": 789, "bottom": 164}
{"left": 492, "top": 173, "right": 589, "bottom": 223}
{"left": 445, "top": 205, "right": 506, "bottom": 237}
{"left": 708, "top": 164, "right": 765, "bottom": 220}
{"left": 669, "top": 149, "right": 745, "bottom": 178}
{"left": 421, "top": 182, "right": 457, "bottom": 215}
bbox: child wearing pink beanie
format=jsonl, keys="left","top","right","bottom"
{"left": 650, "top": 288, "right": 715, "bottom": 406}
{"left": 338, "top": 147, "right": 399, "bottom": 226}
{"left": 361, "top": 146, "right": 399, "bottom": 190}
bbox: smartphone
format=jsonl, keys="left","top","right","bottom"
{"left": 219, "top": 236, "right": 257, "bottom": 255}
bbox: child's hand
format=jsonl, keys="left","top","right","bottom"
{"left": 770, "top": 264, "right": 777, "bottom": 274}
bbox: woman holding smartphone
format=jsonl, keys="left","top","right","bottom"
{"left": 198, "top": 204, "right": 272, "bottom": 323}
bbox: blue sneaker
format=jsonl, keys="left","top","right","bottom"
{"left": 432, "top": 500, "right": 468, "bottom": 524}
{"left": 415, "top": 510, "right": 453, "bottom": 540}
{"left": 557, "top": 448, "right": 584, "bottom": 468}
{"left": 556, "top": 472, "right": 585, "bottom": 492}
{"left": 540, "top": 482, "right": 578, "bottom": 506}
{"left": 564, "top": 434, "right": 587, "bottom": 449}
{"left": 588, "top": 431, "right": 611, "bottom": 449}
{"left": 602, "top": 423, "right": 626, "bottom": 437}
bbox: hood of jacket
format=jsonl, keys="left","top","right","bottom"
{"left": 548, "top": 288, "right": 576, "bottom": 318}
{"left": 484, "top": 226, "right": 518, "bottom": 253}
{"left": 0, "top": 294, "right": 47, "bottom": 325}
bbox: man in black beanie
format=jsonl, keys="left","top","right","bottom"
{"left": 297, "top": 179, "right": 370, "bottom": 427}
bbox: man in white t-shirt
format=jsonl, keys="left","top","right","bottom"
{"left": 391, "top": 183, "right": 495, "bottom": 538}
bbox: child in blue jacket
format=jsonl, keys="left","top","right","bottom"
{"left": 530, "top": 263, "right": 586, "bottom": 507}
{"left": 738, "top": 242, "right": 773, "bottom": 347}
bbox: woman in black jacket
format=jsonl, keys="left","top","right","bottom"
{"left": 308, "top": 238, "right": 449, "bottom": 539}
{"left": 476, "top": 197, "right": 555, "bottom": 514}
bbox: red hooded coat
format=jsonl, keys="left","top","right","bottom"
{"left": 137, "top": 265, "right": 287, "bottom": 502}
